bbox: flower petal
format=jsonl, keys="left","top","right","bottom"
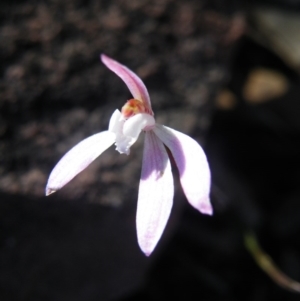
{"left": 137, "top": 131, "right": 174, "bottom": 256}
{"left": 112, "top": 113, "right": 155, "bottom": 155}
{"left": 45, "top": 131, "right": 115, "bottom": 196}
{"left": 108, "top": 109, "right": 123, "bottom": 134}
{"left": 153, "top": 125, "right": 212, "bottom": 215}
{"left": 108, "top": 109, "right": 130, "bottom": 154}
{"left": 123, "top": 113, "right": 155, "bottom": 138}
{"left": 101, "top": 54, "right": 152, "bottom": 113}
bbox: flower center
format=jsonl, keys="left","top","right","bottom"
{"left": 121, "top": 99, "right": 152, "bottom": 118}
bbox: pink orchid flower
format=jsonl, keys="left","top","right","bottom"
{"left": 45, "top": 54, "right": 212, "bottom": 256}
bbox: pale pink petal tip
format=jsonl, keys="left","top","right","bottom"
{"left": 198, "top": 200, "right": 213, "bottom": 216}
{"left": 45, "top": 131, "right": 115, "bottom": 196}
{"left": 45, "top": 187, "right": 56, "bottom": 196}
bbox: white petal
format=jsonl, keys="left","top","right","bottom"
{"left": 153, "top": 125, "right": 212, "bottom": 215}
{"left": 45, "top": 131, "right": 115, "bottom": 195}
{"left": 108, "top": 109, "right": 123, "bottom": 134}
{"left": 115, "top": 113, "right": 155, "bottom": 155}
{"left": 137, "top": 131, "right": 174, "bottom": 256}
{"left": 123, "top": 113, "right": 155, "bottom": 138}
{"left": 114, "top": 135, "right": 135, "bottom": 155}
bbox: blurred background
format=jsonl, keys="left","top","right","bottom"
{"left": 1, "top": 0, "right": 300, "bottom": 300}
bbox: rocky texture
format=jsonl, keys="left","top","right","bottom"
{"left": 0, "top": 0, "right": 243, "bottom": 205}
{"left": 0, "top": 0, "right": 244, "bottom": 299}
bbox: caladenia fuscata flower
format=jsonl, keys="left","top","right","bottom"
{"left": 45, "top": 54, "right": 213, "bottom": 256}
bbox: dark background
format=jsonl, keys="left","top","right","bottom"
{"left": 1, "top": 0, "right": 300, "bottom": 300}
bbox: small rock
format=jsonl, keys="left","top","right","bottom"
{"left": 243, "top": 68, "right": 289, "bottom": 103}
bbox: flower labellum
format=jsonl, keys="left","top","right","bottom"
{"left": 45, "top": 54, "right": 213, "bottom": 256}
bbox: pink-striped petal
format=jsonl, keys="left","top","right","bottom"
{"left": 101, "top": 54, "right": 152, "bottom": 113}
{"left": 45, "top": 131, "right": 115, "bottom": 196}
{"left": 153, "top": 125, "right": 212, "bottom": 215}
{"left": 137, "top": 131, "right": 174, "bottom": 256}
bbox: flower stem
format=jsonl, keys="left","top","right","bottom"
{"left": 244, "top": 231, "right": 300, "bottom": 293}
